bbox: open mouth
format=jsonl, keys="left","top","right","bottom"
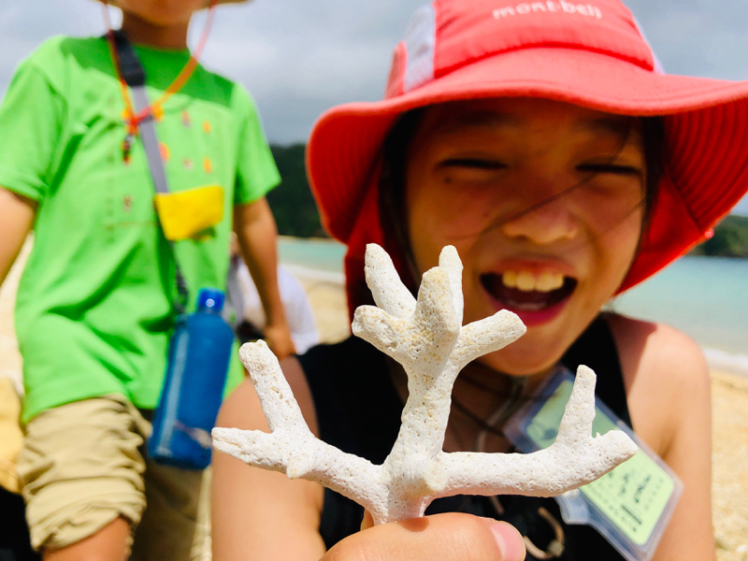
{"left": 480, "top": 271, "right": 577, "bottom": 312}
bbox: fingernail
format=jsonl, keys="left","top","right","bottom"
{"left": 490, "top": 522, "right": 525, "bottom": 561}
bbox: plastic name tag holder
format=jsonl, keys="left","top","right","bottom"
{"left": 503, "top": 367, "right": 682, "bottom": 561}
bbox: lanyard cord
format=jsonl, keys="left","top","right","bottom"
{"left": 102, "top": 0, "right": 217, "bottom": 140}
{"left": 102, "top": 2, "right": 217, "bottom": 316}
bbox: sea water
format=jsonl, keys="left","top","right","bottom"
{"left": 611, "top": 257, "right": 748, "bottom": 374}
{"left": 278, "top": 237, "right": 346, "bottom": 273}
{"left": 279, "top": 239, "right": 748, "bottom": 374}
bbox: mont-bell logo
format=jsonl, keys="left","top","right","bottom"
{"left": 493, "top": 2, "right": 603, "bottom": 19}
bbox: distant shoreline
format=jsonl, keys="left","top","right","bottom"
{"left": 282, "top": 264, "right": 345, "bottom": 285}
{"left": 278, "top": 235, "right": 342, "bottom": 245}
{"left": 703, "top": 348, "right": 748, "bottom": 378}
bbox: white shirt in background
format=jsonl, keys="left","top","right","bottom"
{"left": 227, "top": 259, "right": 320, "bottom": 355}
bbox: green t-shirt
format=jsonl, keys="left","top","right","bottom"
{"left": 0, "top": 36, "right": 280, "bottom": 422}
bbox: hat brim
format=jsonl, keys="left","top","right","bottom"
{"left": 308, "top": 46, "right": 748, "bottom": 290}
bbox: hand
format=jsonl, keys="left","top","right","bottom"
{"left": 322, "top": 512, "right": 526, "bottom": 561}
{"left": 263, "top": 322, "right": 296, "bottom": 361}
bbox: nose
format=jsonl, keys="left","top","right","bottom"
{"left": 500, "top": 196, "right": 579, "bottom": 245}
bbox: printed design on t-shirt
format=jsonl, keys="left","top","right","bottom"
{"left": 152, "top": 104, "right": 164, "bottom": 122}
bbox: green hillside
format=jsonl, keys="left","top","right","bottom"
{"left": 690, "top": 215, "right": 748, "bottom": 258}
{"left": 267, "top": 144, "right": 325, "bottom": 238}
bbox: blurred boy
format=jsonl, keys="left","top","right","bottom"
{"left": 0, "top": 0, "right": 293, "bottom": 559}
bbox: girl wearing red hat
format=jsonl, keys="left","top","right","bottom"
{"left": 213, "top": 0, "right": 748, "bottom": 560}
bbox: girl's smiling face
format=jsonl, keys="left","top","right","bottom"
{"left": 405, "top": 97, "right": 647, "bottom": 375}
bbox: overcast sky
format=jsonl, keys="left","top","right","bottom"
{"left": 1, "top": 0, "right": 747, "bottom": 214}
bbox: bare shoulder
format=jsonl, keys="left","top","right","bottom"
{"left": 606, "top": 313, "right": 709, "bottom": 390}
{"left": 605, "top": 314, "right": 710, "bottom": 453}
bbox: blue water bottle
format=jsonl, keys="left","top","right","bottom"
{"left": 149, "top": 288, "right": 235, "bottom": 469}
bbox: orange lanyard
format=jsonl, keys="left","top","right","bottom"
{"left": 102, "top": 1, "right": 217, "bottom": 161}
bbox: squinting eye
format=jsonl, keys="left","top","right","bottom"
{"left": 440, "top": 158, "right": 506, "bottom": 171}
{"left": 577, "top": 164, "right": 642, "bottom": 177}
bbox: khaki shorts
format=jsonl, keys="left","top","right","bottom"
{"left": 16, "top": 395, "right": 206, "bottom": 560}
{"left": 0, "top": 377, "right": 23, "bottom": 493}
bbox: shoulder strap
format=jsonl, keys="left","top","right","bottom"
{"left": 110, "top": 30, "right": 189, "bottom": 315}
{"left": 111, "top": 30, "right": 169, "bottom": 195}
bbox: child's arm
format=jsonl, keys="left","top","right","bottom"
{"left": 212, "top": 360, "right": 325, "bottom": 561}
{"left": 0, "top": 187, "right": 36, "bottom": 286}
{"left": 233, "top": 198, "right": 295, "bottom": 360}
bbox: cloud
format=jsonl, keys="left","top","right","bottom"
{"left": 1, "top": 0, "right": 746, "bottom": 212}
{"left": 193, "top": 0, "right": 423, "bottom": 141}
{"left": 3, "top": 0, "right": 748, "bottom": 144}
{"left": 624, "top": 0, "right": 748, "bottom": 79}
{"left": 732, "top": 197, "right": 748, "bottom": 217}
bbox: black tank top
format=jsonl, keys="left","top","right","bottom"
{"left": 299, "top": 315, "right": 630, "bottom": 560}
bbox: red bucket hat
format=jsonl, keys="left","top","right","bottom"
{"left": 307, "top": 0, "right": 748, "bottom": 313}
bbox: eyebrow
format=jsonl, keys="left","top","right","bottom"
{"left": 437, "top": 111, "right": 633, "bottom": 135}
{"left": 580, "top": 116, "right": 635, "bottom": 136}
{"left": 435, "top": 111, "right": 521, "bottom": 134}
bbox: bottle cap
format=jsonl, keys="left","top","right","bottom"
{"left": 197, "top": 288, "right": 225, "bottom": 312}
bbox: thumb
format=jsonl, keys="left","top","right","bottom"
{"left": 324, "top": 513, "right": 525, "bottom": 561}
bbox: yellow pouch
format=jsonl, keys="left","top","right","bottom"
{"left": 154, "top": 185, "right": 225, "bottom": 241}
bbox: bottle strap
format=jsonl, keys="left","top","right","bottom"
{"left": 111, "top": 30, "right": 189, "bottom": 315}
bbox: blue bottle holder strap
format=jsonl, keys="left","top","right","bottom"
{"left": 111, "top": 29, "right": 189, "bottom": 316}
{"left": 151, "top": 317, "right": 190, "bottom": 459}
{"left": 173, "top": 420, "right": 213, "bottom": 450}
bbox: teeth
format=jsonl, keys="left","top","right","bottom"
{"left": 536, "top": 272, "right": 564, "bottom": 292}
{"left": 502, "top": 271, "right": 564, "bottom": 292}
{"left": 516, "top": 271, "right": 535, "bottom": 291}
{"left": 503, "top": 270, "right": 517, "bottom": 288}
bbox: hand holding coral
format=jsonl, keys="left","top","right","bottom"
{"left": 327, "top": 513, "right": 526, "bottom": 561}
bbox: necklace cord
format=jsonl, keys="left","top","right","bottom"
{"left": 102, "top": 0, "right": 217, "bottom": 137}
{"left": 466, "top": 375, "right": 566, "bottom": 559}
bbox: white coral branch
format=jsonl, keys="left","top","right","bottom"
{"left": 213, "top": 341, "right": 385, "bottom": 512}
{"left": 213, "top": 244, "right": 638, "bottom": 525}
{"left": 364, "top": 244, "right": 417, "bottom": 319}
{"left": 434, "top": 366, "right": 637, "bottom": 498}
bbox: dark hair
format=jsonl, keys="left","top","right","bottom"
{"left": 378, "top": 107, "right": 666, "bottom": 284}
{"left": 640, "top": 116, "right": 666, "bottom": 231}
{"left": 378, "top": 109, "right": 425, "bottom": 289}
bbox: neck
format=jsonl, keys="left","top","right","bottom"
{"left": 121, "top": 12, "right": 190, "bottom": 49}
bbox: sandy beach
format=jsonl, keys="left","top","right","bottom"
{"left": 1, "top": 242, "right": 746, "bottom": 559}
